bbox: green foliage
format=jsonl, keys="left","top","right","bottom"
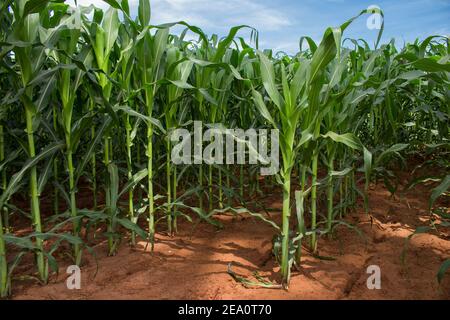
{"left": 0, "top": 0, "right": 448, "bottom": 296}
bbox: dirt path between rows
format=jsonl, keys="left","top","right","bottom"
{"left": 11, "top": 180, "right": 450, "bottom": 300}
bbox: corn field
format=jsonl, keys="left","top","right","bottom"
{"left": 0, "top": 0, "right": 449, "bottom": 298}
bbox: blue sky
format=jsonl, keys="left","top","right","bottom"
{"left": 69, "top": 0, "right": 450, "bottom": 53}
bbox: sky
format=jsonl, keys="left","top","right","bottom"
{"left": 68, "top": 0, "right": 450, "bottom": 54}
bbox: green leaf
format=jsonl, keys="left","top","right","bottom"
{"left": 213, "top": 25, "right": 251, "bottom": 63}
{"left": 102, "top": 7, "right": 120, "bottom": 56}
{"left": 331, "top": 167, "right": 353, "bottom": 177}
{"left": 295, "top": 190, "right": 307, "bottom": 236}
{"left": 350, "top": 88, "right": 376, "bottom": 105}
{"left": 322, "top": 132, "right": 362, "bottom": 150}
{"left": 108, "top": 163, "right": 119, "bottom": 213}
{"left": 363, "top": 147, "right": 372, "bottom": 211}
{"left": 257, "top": 51, "right": 283, "bottom": 110}
{"left": 116, "top": 218, "right": 148, "bottom": 240}
{"left": 398, "top": 70, "right": 426, "bottom": 81}
{"left": 3, "top": 234, "right": 36, "bottom": 250}
{"left": 114, "top": 105, "right": 165, "bottom": 133}
{"left": 413, "top": 58, "right": 450, "bottom": 73}
{"left": 118, "top": 168, "right": 148, "bottom": 198}
{"left": 102, "top": 0, "right": 122, "bottom": 10}
{"left": 212, "top": 207, "right": 280, "bottom": 231}
{"left": 437, "top": 259, "right": 450, "bottom": 284}
{"left": 0, "top": 142, "right": 64, "bottom": 209}
{"left": 23, "top": 0, "right": 50, "bottom": 17}
{"left": 429, "top": 175, "right": 450, "bottom": 210}
{"left": 138, "top": 0, "right": 151, "bottom": 26}
{"left": 37, "top": 155, "right": 55, "bottom": 195}
{"left": 376, "top": 143, "right": 408, "bottom": 165}
{"left": 299, "top": 36, "right": 317, "bottom": 54}
{"left": 152, "top": 27, "right": 169, "bottom": 68}
{"left": 309, "top": 27, "right": 337, "bottom": 84}
{"left": 74, "top": 117, "right": 112, "bottom": 184}
{"left": 251, "top": 89, "right": 276, "bottom": 127}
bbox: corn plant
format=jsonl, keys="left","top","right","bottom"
{"left": 135, "top": 0, "right": 169, "bottom": 248}
{"left": 252, "top": 49, "right": 308, "bottom": 286}
{"left": 49, "top": 7, "right": 92, "bottom": 264}
{"left": 114, "top": 15, "right": 139, "bottom": 243}
{"left": 85, "top": 6, "right": 121, "bottom": 255}
{"left": 5, "top": 1, "right": 50, "bottom": 282}
{"left": 164, "top": 45, "right": 194, "bottom": 234}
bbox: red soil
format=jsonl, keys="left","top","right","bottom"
{"left": 8, "top": 177, "right": 450, "bottom": 300}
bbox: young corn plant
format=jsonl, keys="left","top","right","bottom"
{"left": 86, "top": 6, "right": 121, "bottom": 255}
{"left": 114, "top": 19, "right": 139, "bottom": 244}
{"left": 300, "top": 9, "right": 383, "bottom": 253}
{"left": 164, "top": 45, "right": 194, "bottom": 234}
{"left": 51, "top": 8, "right": 92, "bottom": 264}
{"left": 6, "top": 1, "right": 50, "bottom": 282}
{"left": 252, "top": 50, "right": 309, "bottom": 287}
{"left": 135, "top": 0, "right": 169, "bottom": 248}
{"left": 0, "top": 21, "right": 9, "bottom": 295}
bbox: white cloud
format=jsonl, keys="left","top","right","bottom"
{"left": 272, "top": 41, "right": 299, "bottom": 53}
{"left": 150, "top": 0, "right": 291, "bottom": 31}
{"left": 66, "top": 0, "right": 109, "bottom": 10}
{"left": 66, "top": 0, "right": 291, "bottom": 31}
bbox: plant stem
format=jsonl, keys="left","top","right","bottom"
{"left": 90, "top": 100, "right": 97, "bottom": 210}
{"left": 296, "top": 165, "right": 307, "bottom": 263}
{"left": 199, "top": 164, "right": 203, "bottom": 211}
{"left": 280, "top": 174, "right": 291, "bottom": 287}
{"left": 145, "top": 89, "right": 155, "bottom": 250}
{"left": 0, "top": 205, "right": 7, "bottom": 298}
{"left": 0, "top": 180, "right": 7, "bottom": 297}
{"left": 226, "top": 164, "right": 231, "bottom": 207}
{"left": 239, "top": 164, "right": 244, "bottom": 199}
{"left": 326, "top": 152, "right": 335, "bottom": 233}
{"left": 25, "top": 106, "right": 47, "bottom": 283}
{"left": 137, "top": 137, "right": 142, "bottom": 204}
{"left": 310, "top": 149, "right": 318, "bottom": 253}
{"left": 104, "top": 135, "right": 113, "bottom": 254}
{"left": 166, "top": 139, "right": 172, "bottom": 235}
{"left": 67, "top": 144, "right": 81, "bottom": 265}
{"left": 173, "top": 165, "right": 177, "bottom": 234}
{"left": 208, "top": 164, "right": 213, "bottom": 212}
{"left": 125, "top": 113, "right": 135, "bottom": 245}
{"left": 52, "top": 105, "right": 59, "bottom": 216}
{"left": 344, "top": 174, "right": 348, "bottom": 216}
{"left": 218, "top": 167, "right": 223, "bottom": 209}
{"left": 0, "top": 125, "right": 7, "bottom": 230}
